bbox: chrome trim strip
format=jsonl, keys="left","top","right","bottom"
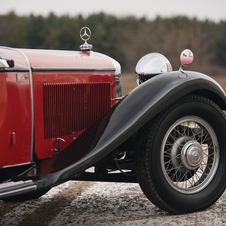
{"left": 0, "top": 185, "right": 37, "bottom": 198}
{"left": 0, "top": 180, "right": 37, "bottom": 199}
{"left": 111, "top": 96, "right": 124, "bottom": 101}
{"left": 1, "top": 162, "right": 33, "bottom": 168}
{"left": 32, "top": 67, "right": 116, "bottom": 72}
{"left": 0, "top": 59, "right": 10, "bottom": 68}
{"left": 93, "top": 52, "right": 122, "bottom": 99}
{"left": 0, "top": 46, "right": 34, "bottom": 162}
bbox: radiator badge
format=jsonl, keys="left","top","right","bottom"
{"left": 17, "top": 73, "right": 24, "bottom": 83}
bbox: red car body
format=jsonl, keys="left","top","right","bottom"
{"left": 1, "top": 28, "right": 226, "bottom": 214}
{"left": 0, "top": 48, "right": 118, "bottom": 167}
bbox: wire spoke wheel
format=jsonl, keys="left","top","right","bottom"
{"left": 134, "top": 95, "right": 226, "bottom": 213}
{"left": 161, "top": 116, "right": 219, "bottom": 194}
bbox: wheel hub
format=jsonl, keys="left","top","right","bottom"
{"left": 171, "top": 136, "right": 190, "bottom": 173}
{"left": 181, "top": 140, "right": 203, "bottom": 170}
{"left": 161, "top": 116, "right": 219, "bottom": 194}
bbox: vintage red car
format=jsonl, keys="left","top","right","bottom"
{"left": 1, "top": 27, "right": 226, "bottom": 214}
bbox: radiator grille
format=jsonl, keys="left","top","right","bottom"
{"left": 43, "top": 83, "right": 111, "bottom": 139}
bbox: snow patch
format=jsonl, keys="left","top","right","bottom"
{"left": 41, "top": 181, "right": 77, "bottom": 200}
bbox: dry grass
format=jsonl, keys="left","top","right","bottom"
{"left": 121, "top": 73, "right": 226, "bottom": 95}
{"left": 121, "top": 73, "right": 137, "bottom": 95}
{"left": 213, "top": 76, "right": 226, "bottom": 92}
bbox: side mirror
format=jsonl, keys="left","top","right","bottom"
{"left": 180, "top": 49, "right": 194, "bottom": 67}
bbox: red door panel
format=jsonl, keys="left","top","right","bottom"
{"left": 0, "top": 71, "right": 32, "bottom": 166}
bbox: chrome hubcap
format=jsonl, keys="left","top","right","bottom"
{"left": 181, "top": 141, "right": 203, "bottom": 170}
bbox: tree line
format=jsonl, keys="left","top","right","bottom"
{"left": 0, "top": 11, "right": 226, "bottom": 75}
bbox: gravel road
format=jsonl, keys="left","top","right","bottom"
{"left": 1, "top": 178, "right": 226, "bottom": 226}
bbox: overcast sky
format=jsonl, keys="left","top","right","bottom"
{"left": 0, "top": 0, "right": 225, "bottom": 22}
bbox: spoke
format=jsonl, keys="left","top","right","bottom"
{"left": 203, "top": 152, "right": 214, "bottom": 158}
{"left": 197, "top": 168, "right": 208, "bottom": 179}
{"left": 166, "top": 163, "right": 178, "bottom": 174}
{"left": 190, "top": 123, "right": 198, "bottom": 140}
{"left": 164, "top": 153, "right": 181, "bottom": 165}
{"left": 202, "top": 153, "right": 213, "bottom": 162}
{"left": 188, "top": 177, "right": 193, "bottom": 187}
{"left": 164, "top": 148, "right": 172, "bottom": 155}
{"left": 200, "top": 160, "right": 212, "bottom": 168}
{"left": 193, "top": 129, "right": 203, "bottom": 141}
{"left": 199, "top": 164, "right": 206, "bottom": 173}
{"left": 187, "top": 121, "right": 191, "bottom": 128}
{"left": 169, "top": 170, "right": 179, "bottom": 181}
{"left": 166, "top": 166, "right": 176, "bottom": 175}
{"left": 165, "top": 161, "right": 171, "bottom": 171}
{"left": 195, "top": 170, "right": 201, "bottom": 181}
{"left": 200, "top": 127, "right": 204, "bottom": 144}
{"left": 169, "top": 133, "right": 179, "bottom": 145}
{"left": 188, "top": 172, "right": 195, "bottom": 186}
{"left": 207, "top": 141, "right": 214, "bottom": 150}
{"left": 174, "top": 125, "right": 185, "bottom": 137}
{"left": 166, "top": 141, "right": 174, "bottom": 146}
{"left": 184, "top": 172, "right": 188, "bottom": 184}
{"left": 161, "top": 116, "right": 219, "bottom": 193}
{"left": 201, "top": 133, "right": 212, "bottom": 144}
{"left": 204, "top": 164, "right": 212, "bottom": 172}
{"left": 177, "top": 169, "right": 187, "bottom": 183}
{"left": 182, "top": 123, "right": 188, "bottom": 136}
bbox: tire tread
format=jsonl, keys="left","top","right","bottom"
{"left": 134, "top": 94, "right": 226, "bottom": 213}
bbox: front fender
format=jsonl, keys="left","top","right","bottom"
{"left": 39, "top": 71, "right": 226, "bottom": 187}
{"left": 89, "top": 71, "right": 226, "bottom": 162}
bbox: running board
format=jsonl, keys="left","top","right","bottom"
{"left": 0, "top": 180, "right": 37, "bottom": 199}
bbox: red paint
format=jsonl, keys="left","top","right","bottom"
{"left": 3, "top": 48, "right": 114, "bottom": 69}
{"left": 180, "top": 56, "right": 193, "bottom": 66}
{"left": 33, "top": 70, "right": 116, "bottom": 160}
{"left": 0, "top": 48, "right": 117, "bottom": 166}
{"left": 0, "top": 71, "right": 32, "bottom": 166}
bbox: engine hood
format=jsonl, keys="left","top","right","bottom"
{"left": 0, "top": 47, "right": 117, "bottom": 72}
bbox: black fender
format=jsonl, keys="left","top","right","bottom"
{"left": 36, "top": 71, "right": 226, "bottom": 187}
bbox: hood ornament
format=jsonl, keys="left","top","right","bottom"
{"left": 80, "top": 27, "right": 93, "bottom": 51}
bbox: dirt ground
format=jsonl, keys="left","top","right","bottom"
{"left": 1, "top": 178, "right": 226, "bottom": 226}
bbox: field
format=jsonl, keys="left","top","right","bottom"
{"left": 121, "top": 74, "right": 137, "bottom": 95}
{"left": 121, "top": 73, "right": 226, "bottom": 95}
{"left": 214, "top": 76, "right": 226, "bottom": 92}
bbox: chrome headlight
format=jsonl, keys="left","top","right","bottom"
{"left": 135, "top": 53, "right": 172, "bottom": 85}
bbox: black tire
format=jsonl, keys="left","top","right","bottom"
{"left": 134, "top": 95, "right": 226, "bottom": 213}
